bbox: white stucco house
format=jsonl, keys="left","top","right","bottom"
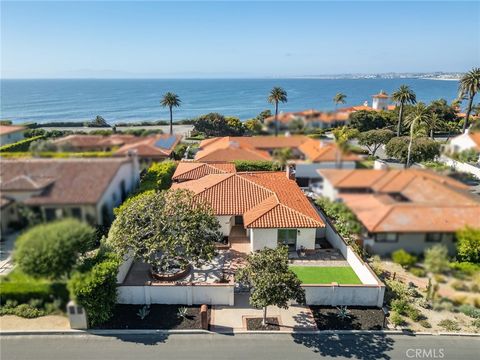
{"left": 0, "top": 156, "right": 140, "bottom": 235}
{"left": 448, "top": 131, "right": 480, "bottom": 161}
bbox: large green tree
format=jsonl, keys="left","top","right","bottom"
{"left": 404, "top": 103, "right": 432, "bottom": 168}
{"left": 108, "top": 189, "right": 221, "bottom": 272}
{"left": 160, "top": 92, "right": 181, "bottom": 135}
{"left": 193, "top": 112, "right": 245, "bottom": 137}
{"left": 349, "top": 110, "right": 390, "bottom": 132}
{"left": 385, "top": 136, "right": 440, "bottom": 165}
{"left": 357, "top": 129, "right": 394, "bottom": 156}
{"left": 14, "top": 219, "right": 96, "bottom": 279}
{"left": 268, "top": 87, "right": 288, "bottom": 137}
{"left": 459, "top": 67, "right": 480, "bottom": 133}
{"left": 236, "top": 246, "right": 305, "bottom": 326}
{"left": 391, "top": 85, "right": 417, "bottom": 137}
{"left": 456, "top": 226, "right": 480, "bottom": 264}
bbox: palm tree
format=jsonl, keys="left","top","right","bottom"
{"left": 160, "top": 92, "right": 181, "bottom": 135}
{"left": 391, "top": 85, "right": 417, "bottom": 137}
{"left": 273, "top": 147, "right": 293, "bottom": 170}
{"left": 425, "top": 112, "right": 441, "bottom": 140}
{"left": 459, "top": 67, "right": 480, "bottom": 133}
{"left": 333, "top": 93, "right": 347, "bottom": 110}
{"left": 268, "top": 87, "right": 288, "bottom": 137}
{"left": 332, "top": 126, "right": 357, "bottom": 169}
{"left": 404, "top": 103, "right": 431, "bottom": 168}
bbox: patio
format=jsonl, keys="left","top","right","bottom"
{"left": 288, "top": 248, "right": 349, "bottom": 267}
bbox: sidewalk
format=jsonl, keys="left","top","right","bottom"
{"left": 0, "top": 315, "right": 70, "bottom": 331}
{"left": 210, "top": 293, "right": 317, "bottom": 332}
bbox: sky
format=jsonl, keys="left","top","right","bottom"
{"left": 1, "top": 1, "right": 479, "bottom": 78}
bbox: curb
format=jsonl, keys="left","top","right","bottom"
{"left": 1, "top": 329, "right": 479, "bottom": 337}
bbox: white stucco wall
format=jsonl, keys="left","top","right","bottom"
{"left": 250, "top": 228, "right": 317, "bottom": 251}
{"left": 0, "top": 131, "right": 24, "bottom": 146}
{"left": 449, "top": 133, "right": 478, "bottom": 153}
{"left": 296, "top": 228, "right": 316, "bottom": 249}
{"left": 117, "top": 284, "right": 234, "bottom": 305}
{"left": 217, "top": 216, "right": 233, "bottom": 236}
{"left": 304, "top": 284, "right": 385, "bottom": 307}
{"left": 296, "top": 162, "right": 356, "bottom": 180}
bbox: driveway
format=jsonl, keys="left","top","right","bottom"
{"left": 0, "top": 232, "right": 18, "bottom": 275}
{"left": 210, "top": 293, "right": 317, "bottom": 332}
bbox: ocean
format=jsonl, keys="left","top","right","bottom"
{"left": 0, "top": 79, "right": 460, "bottom": 124}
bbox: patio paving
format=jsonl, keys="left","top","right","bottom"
{"left": 289, "top": 249, "right": 349, "bottom": 267}
{"left": 210, "top": 293, "right": 317, "bottom": 332}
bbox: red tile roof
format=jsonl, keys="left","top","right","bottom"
{"left": 0, "top": 125, "right": 25, "bottom": 136}
{"left": 115, "top": 134, "right": 181, "bottom": 158}
{"left": 53, "top": 134, "right": 137, "bottom": 150}
{"left": 172, "top": 161, "right": 236, "bottom": 181}
{"left": 172, "top": 172, "right": 324, "bottom": 229}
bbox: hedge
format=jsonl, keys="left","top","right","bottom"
{"left": 234, "top": 160, "right": 281, "bottom": 172}
{"left": 0, "top": 135, "right": 45, "bottom": 152}
{"left": 139, "top": 160, "right": 177, "bottom": 192}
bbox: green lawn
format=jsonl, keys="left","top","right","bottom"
{"left": 290, "top": 266, "right": 362, "bottom": 284}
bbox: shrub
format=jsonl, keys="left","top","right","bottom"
{"left": 433, "top": 299, "right": 454, "bottom": 312}
{"left": 139, "top": 160, "right": 177, "bottom": 192}
{"left": 438, "top": 319, "right": 460, "bottom": 332}
{"left": 385, "top": 136, "right": 440, "bottom": 163}
{"left": 392, "top": 249, "right": 417, "bottom": 268}
{"left": 434, "top": 274, "right": 447, "bottom": 283}
{"left": 450, "top": 262, "right": 480, "bottom": 277}
{"left": 451, "top": 294, "right": 469, "bottom": 306}
{"left": 410, "top": 267, "right": 427, "bottom": 277}
{"left": 234, "top": 160, "right": 281, "bottom": 172}
{"left": 419, "top": 319, "right": 432, "bottom": 328}
{"left": 405, "top": 306, "right": 422, "bottom": 321}
{"left": 0, "top": 304, "right": 45, "bottom": 318}
{"left": 457, "top": 304, "right": 480, "bottom": 319}
{"left": 67, "top": 254, "right": 120, "bottom": 327}
{"left": 456, "top": 227, "right": 480, "bottom": 264}
{"left": 424, "top": 245, "right": 450, "bottom": 274}
{"left": 390, "top": 298, "right": 409, "bottom": 315}
{"left": 389, "top": 311, "right": 405, "bottom": 327}
{"left": 14, "top": 219, "right": 96, "bottom": 280}
{"left": 385, "top": 279, "right": 409, "bottom": 302}
{"left": 0, "top": 135, "right": 45, "bottom": 152}
{"left": 472, "top": 319, "right": 480, "bottom": 329}
{"left": 451, "top": 280, "right": 469, "bottom": 292}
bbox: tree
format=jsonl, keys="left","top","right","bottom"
{"left": 456, "top": 226, "right": 480, "bottom": 263}
{"left": 139, "top": 160, "right": 177, "bottom": 192}
{"left": 236, "top": 246, "right": 305, "bottom": 326}
{"left": 349, "top": 110, "right": 389, "bottom": 131}
{"left": 193, "top": 113, "right": 243, "bottom": 137}
{"left": 424, "top": 112, "right": 442, "bottom": 140}
{"left": 14, "top": 219, "right": 96, "bottom": 279}
{"left": 268, "top": 87, "right": 288, "bottom": 137}
{"left": 333, "top": 93, "right": 347, "bottom": 110}
{"left": 244, "top": 119, "right": 263, "bottom": 134}
{"left": 85, "top": 115, "right": 110, "bottom": 128}
{"left": 391, "top": 85, "right": 417, "bottom": 137}
{"left": 385, "top": 136, "right": 440, "bottom": 164}
{"left": 160, "top": 92, "right": 181, "bottom": 135}
{"left": 404, "top": 103, "right": 431, "bottom": 168}
{"left": 288, "top": 118, "right": 305, "bottom": 134}
{"left": 256, "top": 109, "right": 272, "bottom": 123}
{"left": 226, "top": 117, "right": 246, "bottom": 136}
{"left": 108, "top": 189, "right": 220, "bottom": 272}
{"left": 424, "top": 245, "right": 450, "bottom": 274}
{"left": 428, "top": 98, "right": 457, "bottom": 124}
{"left": 272, "top": 147, "right": 293, "bottom": 169}
{"left": 459, "top": 67, "right": 480, "bottom": 133}
{"left": 332, "top": 126, "right": 358, "bottom": 168}
{"left": 357, "top": 129, "right": 394, "bottom": 156}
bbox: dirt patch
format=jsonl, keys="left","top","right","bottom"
{"left": 310, "top": 306, "right": 385, "bottom": 330}
{"left": 0, "top": 315, "right": 69, "bottom": 330}
{"left": 246, "top": 317, "right": 280, "bottom": 331}
{"left": 94, "top": 304, "right": 208, "bottom": 330}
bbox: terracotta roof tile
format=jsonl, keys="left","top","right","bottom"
{"left": 0, "top": 125, "right": 25, "bottom": 136}
{"left": 172, "top": 161, "right": 236, "bottom": 181}
{"left": 115, "top": 134, "right": 181, "bottom": 158}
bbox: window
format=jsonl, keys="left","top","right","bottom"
{"left": 278, "top": 229, "right": 297, "bottom": 250}
{"left": 45, "top": 208, "right": 56, "bottom": 221}
{"left": 375, "top": 233, "right": 398, "bottom": 243}
{"left": 426, "top": 233, "right": 443, "bottom": 242}
{"left": 71, "top": 208, "right": 82, "bottom": 219}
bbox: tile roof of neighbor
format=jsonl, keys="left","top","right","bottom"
{"left": 318, "top": 169, "right": 480, "bottom": 233}
{"left": 53, "top": 134, "right": 137, "bottom": 149}
{"left": 196, "top": 136, "right": 360, "bottom": 163}
{"left": 0, "top": 125, "right": 25, "bottom": 135}
{"left": 264, "top": 110, "right": 350, "bottom": 125}
{"left": 0, "top": 158, "right": 132, "bottom": 205}
{"left": 115, "top": 134, "right": 182, "bottom": 158}
{"left": 171, "top": 172, "right": 324, "bottom": 229}
{"left": 172, "top": 161, "right": 236, "bottom": 181}
{"left": 468, "top": 132, "right": 480, "bottom": 150}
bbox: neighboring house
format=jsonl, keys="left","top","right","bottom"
{"left": 339, "top": 90, "right": 396, "bottom": 114}
{"left": 0, "top": 125, "right": 25, "bottom": 146}
{"left": 317, "top": 168, "right": 480, "bottom": 256}
{"left": 448, "top": 132, "right": 480, "bottom": 160}
{"left": 52, "top": 134, "right": 182, "bottom": 166}
{"left": 194, "top": 136, "right": 361, "bottom": 187}
{"left": 264, "top": 109, "right": 349, "bottom": 130}
{"left": 0, "top": 157, "right": 139, "bottom": 235}
{"left": 172, "top": 161, "right": 236, "bottom": 182}
{"left": 172, "top": 171, "right": 325, "bottom": 252}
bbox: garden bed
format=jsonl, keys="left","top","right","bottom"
{"left": 245, "top": 317, "right": 280, "bottom": 331}
{"left": 94, "top": 304, "right": 208, "bottom": 330}
{"left": 310, "top": 306, "right": 385, "bottom": 330}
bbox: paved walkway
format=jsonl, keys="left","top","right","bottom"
{"left": 0, "top": 232, "right": 19, "bottom": 275}
{"left": 210, "top": 293, "right": 317, "bottom": 332}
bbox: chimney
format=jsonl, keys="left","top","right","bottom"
{"left": 286, "top": 163, "right": 296, "bottom": 180}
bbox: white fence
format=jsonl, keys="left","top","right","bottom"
{"left": 304, "top": 284, "right": 385, "bottom": 307}
{"left": 438, "top": 155, "right": 480, "bottom": 179}
{"left": 117, "top": 283, "right": 235, "bottom": 306}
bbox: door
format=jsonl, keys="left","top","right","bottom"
{"left": 278, "top": 229, "right": 297, "bottom": 251}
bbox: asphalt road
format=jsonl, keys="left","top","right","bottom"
{"left": 1, "top": 333, "right": 478, "bottom": 360}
